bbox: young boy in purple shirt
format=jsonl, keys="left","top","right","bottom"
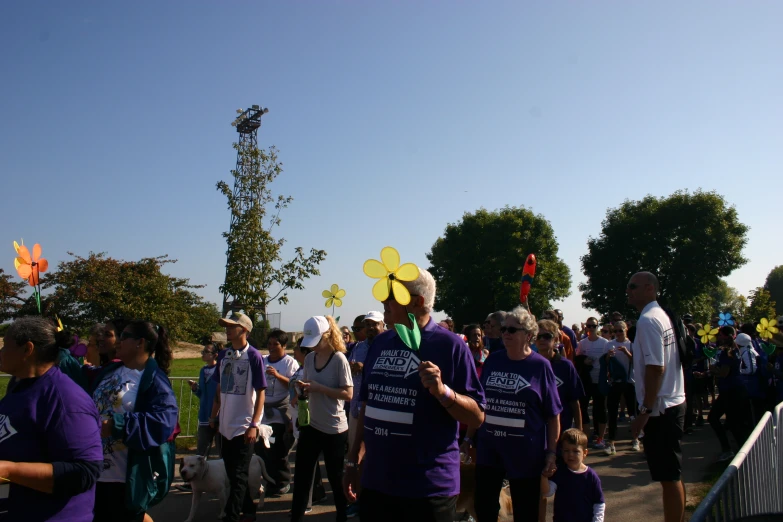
{"left": 541, "top": 428, "right": 605, "bottom": 522}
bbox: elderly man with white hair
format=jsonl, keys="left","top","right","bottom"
{"left": 343, "top": 268, "right": 485, "bottom": 522}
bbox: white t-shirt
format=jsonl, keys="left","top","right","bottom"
{"left": 607, "top": 340, "right": 634, "bottom": 384}
{"left": 263, "top": 354, "right": 299, "bottom": 425}
{"left": 632, "top": 301, "right": 685, "bottom": 415}
{"left": 302, "top": 351, "right": 353, "bottom": 434}
{"left": 92, "top": 366, "right": 143, "bottom": 482}
{"left": 212, "top": 344, "right": 268, "bottom": 439}
{"left": 577, "top": 337, "right": 609, "bottom": 384}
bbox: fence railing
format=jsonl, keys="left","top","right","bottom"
{"left": 170, "top": 377, "right": 199, "bottom": 438}
{"left": 691, "top": 408, "right": 782, "bottom": 521}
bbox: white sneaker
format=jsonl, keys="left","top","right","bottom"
{"left": 631, "top": 439, "right": 641, "bottom": 452}
{"left": 604, "top": 443, "right": 616, "bottom": 456}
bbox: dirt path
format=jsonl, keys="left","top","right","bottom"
{"left": 151, "top": 417, "right": 725, "bottom": 522}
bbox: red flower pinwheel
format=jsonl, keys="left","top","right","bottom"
{"left": 14, "top": 242, "right": 49, "bottom": 286}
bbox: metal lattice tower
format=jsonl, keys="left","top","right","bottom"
{"left": 222, "top": 105, "right": 269, "bottom": 316}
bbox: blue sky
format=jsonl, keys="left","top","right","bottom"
{"left": 2, "top": 2, "right": 781, "bottom": 332}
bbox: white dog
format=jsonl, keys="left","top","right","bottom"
{"left": 179, "top": 425, "right": 276, "bottom": 522}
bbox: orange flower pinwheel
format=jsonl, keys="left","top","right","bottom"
{"left": 14, "top": 241, "right": 48, "bottom": 286}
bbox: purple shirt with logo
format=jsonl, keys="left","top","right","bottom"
{"left": 551, "top": 465, "right": 605, "bottom": 522}
{"left": 359, "top": 318, "right": 485, "bottom": 498}
{"left": 550, "top": 357, "right": 585, "bottom": 432}
{"left": 477, "top": 350, "right": 562, "bottom": 479}
{"left": 0, "top": 367, "right": 103, "bottom": 522}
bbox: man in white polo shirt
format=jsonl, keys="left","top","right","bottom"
{"left": 628, "top": 272, "right": 686, "bottom": 522}
{"left": 210, "top": 312, "right": 267, "bottom": 522}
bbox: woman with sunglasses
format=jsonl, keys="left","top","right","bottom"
{"left": 600, "top": 325, "right": 614, "bottom": 341}
{"left": 189, "top": 342, "right": 223, "bottom": 458}
{"left": 90, "top": 320, "right": 178, "bottom": 522}
{"left": 469, "top": 306, "right": 562, "bottom": 522}
{"left": 604, "top": 321, "right": 639, "bottom": 455}
{"left": 576, "top": 317, "right": 609, "bottom": 449}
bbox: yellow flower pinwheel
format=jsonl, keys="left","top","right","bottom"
{"left": 363, "top": 247, "right": 419, "bottom": 306}
{"left": 322, "top": 284, "right": 346, "bottom": 308}
{"left": 697, "top": 324, "right": 719, "bottom": 344}
{"left": 757, "top": 318, "right": 779, "bottom": 340}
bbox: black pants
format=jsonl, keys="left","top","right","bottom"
{"left": 643, "top": 402, "right": 686, "bottom": 482}
{"left": 709, "top": 389, "right": 754, "bottom": 453}
{"left": 579, "top": 381, "right": 606, "bottom": 435}
{"left": 359, "top": 488, "right": 457, "bottom": 522}
{"left": 257, "top": 422, "right": 293, "bottom": 491}
{"left": 290, "top": 426, "right": 348, "bottom": 522}
{"left": 607, "top": 382, "right": 637, "bottom": 440}
{"left": 474, "top": 466, "right": 539, "bottom": 522}
{"left": 221, "top": 434, "right": 256, "bottom": 522}
{"left": 93, "top": 482, "right": 145, "bottom": 522}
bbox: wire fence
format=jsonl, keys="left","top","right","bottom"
{"left": 691, "top": 407, "right": 782, "bottom": 521}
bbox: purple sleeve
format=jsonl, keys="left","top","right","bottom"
{"left": 211, "top": 351, "right": 225, "bottom": 384}
{"left": 247, "top": 348, "right": 268, "bottom": 391}
{"left": 542, "top": 361, "right": 563, "bottom": 418}
{"left": 451, "top": 339, "right": 486, "bottom": 409}
{"left": 48, "top": 400, "right": 103, "bottom": 464}
{"left": 590, "top": 468, "right": 605, "bottom": 503}
{"left": 570, "top": 362, "right": 586, "bottom": 401}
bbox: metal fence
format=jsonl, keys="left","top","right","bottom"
{"left": 171, "top": 376, "right": 200, "bottom": 438}
{"left": 691, "top": 408, "right": 782, "bottom": 521}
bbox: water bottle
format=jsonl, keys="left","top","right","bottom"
{"left": 298, "top": 393, "right": 310, "bottom": 427}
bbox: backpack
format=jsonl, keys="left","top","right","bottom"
{"left": 662, "top": 307, "right": 695, "bottom": 368}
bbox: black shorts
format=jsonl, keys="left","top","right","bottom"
{"left": 359, "top": 488, "right": 456, "bottom": 522}
{"left": 93, "top": 481, "right": 146, "bottom": 522}
{"left": 643, "top": 402, "right": 686, "bottom": 482}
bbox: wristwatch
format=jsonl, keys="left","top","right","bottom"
{"left": 639, "top": 405, "right": 652, "bottom": 416}
{"left": 249, "top": 421, "right": 259, "bottom": 428}
{"left": 344, "top": 461, "right": 357, "bottom": 469}
{"left": 462, "top": 436, "right": 472, "bottom": 445}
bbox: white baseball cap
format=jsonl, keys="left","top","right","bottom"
{"left": 301, "top": 316, "right": 330, "bottom": 348}
{"left": 364, "top": 311, "right": 384, "bottom": 323}
{"left": 736, "top": 333, "right": 753, "bottom": 348}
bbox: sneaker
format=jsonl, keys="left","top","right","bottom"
{"left": 346, "top": 503, "right": 360, "bottom": 518}
{"left": 717, "top": 451, "right": 735, "bottom": 462}
{"left": 604, "top": 443, "right": 616, "bottom": 456}
{"left": 174, "top": 483, "right": 192, "bottom": 492}
{"left": 593, "top": 438, "right": 606, "bottom": 450}
{"left": 305, "top": 507, "right": 313, "bottom": 514}
{"left": 269, "top": 484, "right": 291, "bottom": 497}
{"left": 631, "top": 440, "right": 641, "bottom": 452}
{"left": 312, "top": 493, "right": 328, "bottom": 505}
{"left": 619, "top": 413, "right": 626, "bottom": 421}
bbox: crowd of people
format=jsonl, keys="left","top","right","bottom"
{"left": 0, "top": 267, "right": 780, "bottom": 522}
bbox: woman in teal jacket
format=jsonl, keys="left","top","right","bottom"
{"left": 90, "top": 320, "right": 179, "bottom": 522}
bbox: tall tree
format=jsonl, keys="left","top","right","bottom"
{"left": 764, "top": 266, "right": 783, "bottom": 316}
{"left": 580, "top": 190, "right": 749, "bottom": 317}
{"left": 217, "top": 144, "right": 326, "bottom": 322}
{"left": 0, "top": 268, "right": 27, "bottom": 323}
{"left": 426, "top": 206, "right": 571, "bottom": 328}
{"left": 747, "top": 287, "right": 777, "bottom": 324}
{"left": 36, "top": 252, "right": 221, "bottom": 343}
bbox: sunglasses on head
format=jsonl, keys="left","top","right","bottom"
{"left": 536, "top": 333, "right": 554, "bottom": 341}
{"left": 500, "top": 326, "right": 524, "bottom": 334}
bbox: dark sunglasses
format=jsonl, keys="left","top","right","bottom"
{"left": 627, "top": 283, "right": 639, "bottom": 290}
{"left": 612, "top": 329, "right": 624, "bottom": 333}
{"left": 120, "top": 331, "right": 140, "bottom": 341}
{"left": 351, "top": 326, "right": 364, "bottom": 332}
{"left": 601, "top": 329, "right": 611, "bottom": 333}
{"left": 536, "top": 333, "right": 554, "bottom": 341}
{"left": 585, "top": 324, "right": 598, "bottom": 329}
{"left": 201, "top": 350, "right": 216, "bottom": 355}
{"left": 500, "top": 326, "right": 524, "bottom": 334}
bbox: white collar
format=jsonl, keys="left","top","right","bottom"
{"left": 640, "top": 301, "right": 660, "bottom": 315}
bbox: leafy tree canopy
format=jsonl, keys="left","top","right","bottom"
{"left": 0, "top": 268, "right": 27, "bottom": 323}
{"left": 580, "top": 190, "right": 748, "bottom": 318}
{"left": 764, "top": 266, "right": 783, "bottom": 317}
{"left": 426, "top": 206, "right": 571, "bottom": 329}
{"left": 747, "top": 287, "right": 777, "bottom": 324}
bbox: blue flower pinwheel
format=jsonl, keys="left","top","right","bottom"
{"left": 718, "top": 312, "right": 734, "bottom": 327}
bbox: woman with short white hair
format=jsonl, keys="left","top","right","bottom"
{"left": 468, "top": 306, "right": 562, "bottom": 521}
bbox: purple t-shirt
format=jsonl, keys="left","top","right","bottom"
{"left": 477, "top": 350, "right": 562, "bottom": 479}
{"left": 550, "top": 465, "right": 605, "bottom": 522}
{"left": 359, "top": 318, "right": 485, "bottom": 498}
{"left": 0, "top": 366, "right": 102, "bottom": 522}
{"left": 551, "top": 357, "right": 585, "bottom": 432}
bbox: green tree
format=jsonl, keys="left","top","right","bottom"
{"left": 35, "top": 252, "right": 220, "bottom": 343}
{"left": 764, "top": 266, "right": 783, "bottom": 316}
{"left": 426, "top": 206, "right": 571, "bottom": 328}
{"left": 0, "top": 268, "right": 27, "bottom": 323}
{"left": 747, "top": 287, "right": 777, "bottom": 324}
{"left": 580, "top": 190, "right": 749, "bottom": 318}
{"left": 217, "top": 144, "right": 326, "bottom": 322}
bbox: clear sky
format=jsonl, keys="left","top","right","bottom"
{"left": 2, "top": 2, "right": 781, "bottom": 332}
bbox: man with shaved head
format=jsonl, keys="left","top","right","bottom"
{"left": 627, "top": 271, "right": 686, "bottom": 522}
